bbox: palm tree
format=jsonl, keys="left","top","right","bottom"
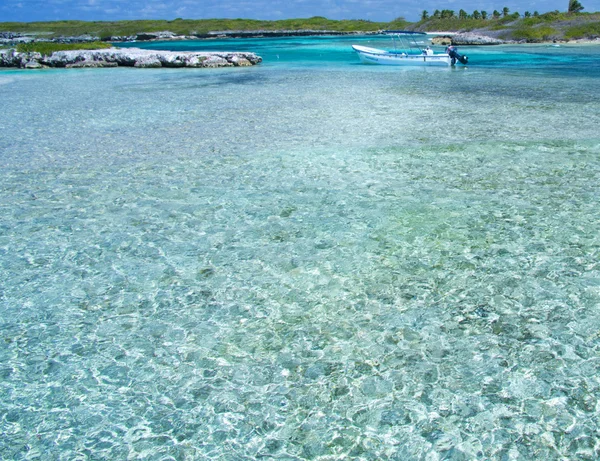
{"left": 421, "top": 10, "right": 429, "bottom": 20}
{"left": 473, "top": 10, "right": 481, "bottom": 19}
{"left": 481, "top": 10, "right": 488, "bottom": 19}
{"left": 502, "top": 7, "right": 510, "bottom": 17}
{"left": 568, "top": 0, "right": 584, "bottom": 12}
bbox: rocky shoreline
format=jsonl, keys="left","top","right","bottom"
{"left": 0, "top": 30, "right": 376, "bottom": 45}
{"left": 0, "top": 47, "right": 262, "bottom": 69}
{"left": 432, "top": 31, "right": 600, "bottom": 46}
{"left": 0, "top": 29, "right": 511, "bottom": 47}
{"left": 430, "top": 33, "right": 506, "bottom": 46}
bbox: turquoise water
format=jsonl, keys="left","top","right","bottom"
{"left": 1, "top": 36, "right": 600, "bottom": 460}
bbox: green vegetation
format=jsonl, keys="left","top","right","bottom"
{"left": 521, "top": 10, "right": 569, "bottom": 24}
{"left": 0, "top": 17, "right": 398, "bottom": 38}
{"left": 15, "top": 41, "right": 112, "bottom": 55}
{"left": 413, "top": 9, "right": 522, "bottom": 33}
{"left": 0, "top": 9, "right": 599, "bottom": 43}
{"left": 509, "top": 25, "right": 559, "bottom": 41}
{"left": 412, "top": 13, "right": 520, "bottom": 33}
{"left": 565, "top": 21, "right": 600, "bottom": 38}
{"left": 415, "top": 17, "right": 486, "bottom": 31}
{"left": 569, "top": 0, "right": 585, "bottom": 13}
{"left": 414, "top": 9, "right": 600, "bottom": 41}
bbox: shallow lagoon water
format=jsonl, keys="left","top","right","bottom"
{"left": 2, "top": 37, "right": 600, "bottom": 460}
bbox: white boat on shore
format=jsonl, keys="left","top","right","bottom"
{"left": 352, "top": 31, "right": 468, "bottom": 67}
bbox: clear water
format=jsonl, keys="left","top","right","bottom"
{"left": 1, "top": 36, "right": 600, "bottom": 460}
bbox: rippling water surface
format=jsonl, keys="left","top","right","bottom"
{"left": 2, "top": 36, "right": 600, "bottom": 460}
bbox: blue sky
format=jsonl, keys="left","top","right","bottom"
{"left": 2, "top": 0, "right": 599, "bottom": 23}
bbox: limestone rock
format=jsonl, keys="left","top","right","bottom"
{"left": 0, "top": 47, "right": 262, "bottom": 69}
{"left": 202, "top": 55, "right": 231, "bottom": 67}
{"left": 431, "top": 36, "right": 452, "bottom": 46}
{"left": 184, "top": 55, "right": 207, "bottom": 67}
{"left": 451, "top": 33, "right": 505, "bottom": 45}
{"left": 229, "top": 55, "right": 252, "bottom": 66}
{"left": 56, "top": 34, "right": 100, "bottom": 43}
{"left": 67, "top": 61, "right": 118, "bottom": 68}
{"left": 107, "top": 35, "right": 137, "bottom": 42}
{"left": 159, "top": 53, "right": 187, "bottom": 67}
{"left": 24, "top": 60, "right": 44, "bottom": 69}
{"left": 134, "top": 55, "right": 162, "bottom": 68}
{"left": 0, "top": 49, "right": 16, "bottom": 66}
{"left": 135, "top": 31, "right": 184, "bottom": 41}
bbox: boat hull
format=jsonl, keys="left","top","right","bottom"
{"left": 352, "top": 45, "right": 451, "bottom": 67}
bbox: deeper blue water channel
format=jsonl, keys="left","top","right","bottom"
{"left": 2, "top": 35, "right": 600, "bottom": 460}
{"left": 120, "top": 34, "right": 600, "bottom": 75}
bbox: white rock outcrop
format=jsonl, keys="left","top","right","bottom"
{"left": 451, "top": 33, "right": 505, "bottom": 45}
{"left": 0, "top": 47, "right": 262, "bottom": 69}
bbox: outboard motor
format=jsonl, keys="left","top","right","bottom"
{"left": 446, "top": 46, "right": 468, "bottom": 66}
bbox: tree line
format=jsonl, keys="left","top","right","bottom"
{"left": 421, "top": 0, "right": 584, "bottom": 21}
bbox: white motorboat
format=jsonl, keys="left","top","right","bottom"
{"left": 352, "top": 31, "right": 468, "bottom": 67}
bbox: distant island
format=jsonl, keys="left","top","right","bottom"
{"left": 1, "top": 10, "right": 599, "bottom": 44}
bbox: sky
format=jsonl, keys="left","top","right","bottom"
{"left": 1, "top": 0, "right": 599, "bottom": 23}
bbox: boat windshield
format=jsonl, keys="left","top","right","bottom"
{"left": 383, "top": 31, "right": 428, "bottom": 55}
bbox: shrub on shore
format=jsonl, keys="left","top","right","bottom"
{"left": 509, "top": 26, "right": 559, "bottom": 41}
{"left": 15, "top": 41, "right": 112, "bottom": 55}
{"left": 1, "top": 18, "right": 393, "bottom": 38}
{"left": 564, "top": 21, "right": 600, "bottom": 39}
